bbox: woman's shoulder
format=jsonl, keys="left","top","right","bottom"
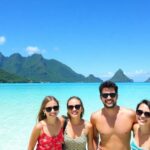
{"left": 133, "top": 123, "right": 139, "bottom": 131}
{"left": 59, "top": 116, "right": 68, "bottom": 128}
{"left": 84, "top": 120, "right": 93, "bottom": 129}
{"left": 59, "top": 115, "right": 67, "bottom": 122}
{"left": 34, "top": 121, "right": 45, "bottom": 130}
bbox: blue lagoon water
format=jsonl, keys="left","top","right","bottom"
{"left": 0, "top": 82, "right": 150, "bottom": 150}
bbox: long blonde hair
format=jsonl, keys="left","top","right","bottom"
{"left": 37, "top": 96, "right": 59, "bottom": 122}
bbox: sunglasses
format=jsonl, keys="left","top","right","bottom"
{"left": 67, "top": 104, "right": 81, "bottom": 110}
{"left": 45, "top": 106, "right": 59, "bottom": 112}
{"left": 101, "top": 93, "right": 116, "bottom": 98}
{"left": 136, "top": 109, "right": 150, "bottom": 118}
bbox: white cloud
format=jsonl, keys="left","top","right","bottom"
{"left": 126, "top": 70, "right": 150, "bottom": 78}
{"left": 26, "top": 46, "right": 40, "bottom": 55}
{"left": 125, "top": 70, "right": 150, "bottom": 81}
{"left": 0, "top": 36, "right": 6, "bottom": 45}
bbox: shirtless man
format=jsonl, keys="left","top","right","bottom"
{"left": 90, "top": 81, "right": 136, "bottom": 150}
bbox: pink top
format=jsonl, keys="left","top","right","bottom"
{"left": 36, "top": 128, "right": 64, "bottom": 150}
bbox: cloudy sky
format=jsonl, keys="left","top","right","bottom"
{"left": 0, "top": 0, "right": 150, "bottom": 81}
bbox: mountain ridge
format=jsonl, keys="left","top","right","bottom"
{"left": 0, "top": 52, "right": 102, "bottom": 82}
{"left": 1, "top": 52, "right": 149, "bottom": 83}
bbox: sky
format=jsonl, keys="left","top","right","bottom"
{"left": 0, "top": 0, "right": 150, "bottom": 82}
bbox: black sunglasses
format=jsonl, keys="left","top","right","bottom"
{"left": 67, "top": 104, "right": 81, "bottom": 110}
{"left": 45, "top": 106, "right": 59, "bottom": 112}
{"left": 136, "top": 109, "right": 150, "bottom": 118}
{"left": 101, "top": 93, "right": 116, "bottom": 98}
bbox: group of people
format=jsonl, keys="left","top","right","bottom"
{"left": 28, "top": 81, "right": 150, "bottom": 150}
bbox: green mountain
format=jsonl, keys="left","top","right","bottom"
{"left": 110, "top": 69, "right": 133, "bottom": 82}
{"left": 0, "top": 52, "right": 102, "bottom": 82}
{"left": 84, "top": 74, "right": 102, "bottom": 82}
{"left": 0, "top": 68, "right": 29, "bottom": 83}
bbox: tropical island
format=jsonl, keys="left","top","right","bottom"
{"left": 0, "top": 52, "right": 149, "bottom": 83}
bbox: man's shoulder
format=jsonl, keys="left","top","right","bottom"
{"left": 119, "top": 107, "right": 136, "bottom": 119}
{"left": 90, "top": 110, "right": 99, "bottom": 125}
{"left": 92, "top": 109, "right": 102, "bottom": 115}
{"left": 90, "top": 109, "right": 102, "bottom": 120}
{"left": 120, "top": 107, "right": 135, "bottom": 114}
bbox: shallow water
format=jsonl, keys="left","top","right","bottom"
{"left": 0, "top": 82, "right": 149, "bottom": 150}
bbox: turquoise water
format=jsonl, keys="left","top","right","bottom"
{"left": 0, "top": 82, "right": 150, "bottom": 150}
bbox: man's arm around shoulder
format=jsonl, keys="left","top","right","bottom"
{"left": 90, "top": 112, "right": 99, "bottom": 150}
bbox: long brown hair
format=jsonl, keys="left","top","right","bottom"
{"left": 37, "top": 96, "right": 59, "bottom": 122}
